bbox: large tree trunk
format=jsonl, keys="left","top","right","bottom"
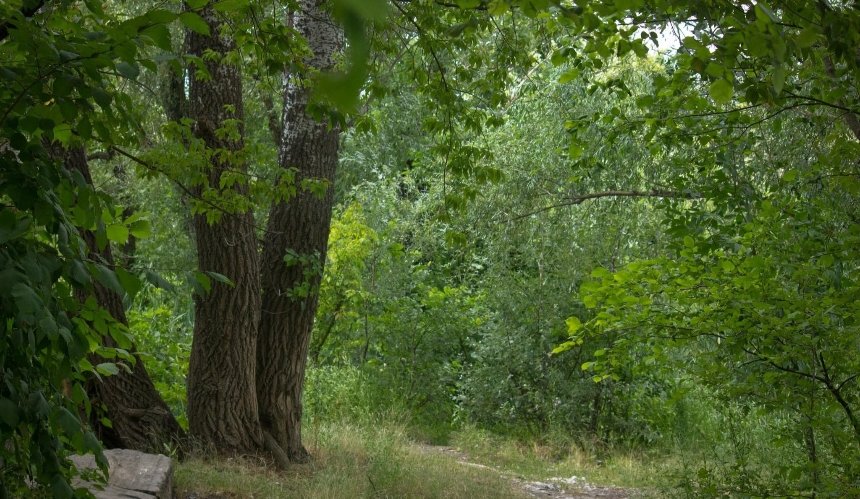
{"left": 184, "top": 8, "right": 265, "bottom": 454}
{"left": 257, "top": 0, "right": 342, "bottom": 462}
{"left": 61, "top": 146, "right": 184, "bottom": 451}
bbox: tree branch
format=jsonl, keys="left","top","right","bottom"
{"left": 87, "top": 149, "right": 116, "bottom": 162}
{"left": 508, "top": 189, "right": 700, "bottom": 221}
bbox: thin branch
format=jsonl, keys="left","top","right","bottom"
{"left": 837, "top": 373, "right": 860, "bottom": 393}
{"left": 508, "top": 188, "right": 700, "bottom": 221}
{"left": 87, "top": 150, "right": 116, "bottom": 162}
{"left": 784, "top": 91, "right": 860, "bottom": 115}
{"left": 741, "top": 347, "right": 828, "bottom": 384}
{"left": 392, "top": 0, "right": 488, "bottom": 11}
{"left": 110, "top": 146, "right": 261, "bottom": 228}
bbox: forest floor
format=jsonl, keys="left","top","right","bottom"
{"left": 415, "top": 444, "right": 634, "bottom": 498}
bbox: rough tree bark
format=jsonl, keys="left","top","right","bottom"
{"left": 184, "top": 8, "right": 265, "bottom": 454}
{"left": 257, "top": 0, "right": 343, "bottom": 462}
{"left": 60, "top": 146, "right": 184, "bottom": 451}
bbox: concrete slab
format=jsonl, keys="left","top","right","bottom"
{"left": 71, "top": 449, "right": 173, "bottom": 499}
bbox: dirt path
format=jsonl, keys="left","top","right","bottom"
{"left": 415, "top": 445, "right": 633, "bottom": 499}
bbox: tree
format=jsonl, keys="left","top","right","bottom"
{"left": 183, "top": 5, "right": 267, "bottom": 454}
{"left": 257, "top": 0, "right": 343, "bottom": 462}
{"left": 56, "top": 146, "right": 183, "bottom": 452}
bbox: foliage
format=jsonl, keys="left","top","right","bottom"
{"left": 128, "top": 288, "right": 193, "bottom": 430}
{"left": 557, "top": 82, "right": 860, "bottom": 494}
{"left": 0, "top": 0, "right": 187, "bottom": 493}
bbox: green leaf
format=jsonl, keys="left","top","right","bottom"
{"left": 141, "top": 8, "right": 177, "bottom": 24}
{"left": 96, "top": 363, "right": 119, "bottom": 376}
{"left": 129, "top": 219, "right": 151, "bottom": 239}
{"left": 782, "top": 169, "right": 798, "bottom": 183}
{"left": 51, "top": 475, "right": 74, "bottom": 499}
{"left": 56, "top": 407, "right": 82, "bottom": 437}
{"left": 558, "top": 68, "right": 580, "bottom": 84}
{"left": 205, "top": 271, "right": 234, "bottom": 287}
{"left": 84, "top": 0, "right": 105, "bottom": 16}
{"left": 0, "top": 398, "right": 19, "bottom": 427}
{"left": 53, "top": 124, "right": 73, "bottom": 145}
{"left": 116, "top": 61, "right": 140, "bottom": 80}
{"left": 212, "top": 0, "right": 248, "bottom": 12}
{"left": 551, "top": 341, "right": 574, "bottom": 355}
{"left": 142, "top": 24, "right": 172, "bottom": 51}
{"left": 705, "top": 62, "right": 724, "bottom": 78}
{"left": 12, "top": 283, "right": 43, "bottom": 316}
{"left": 53, "top": 75, "right": 75, "bottom": 98}
{"left": 194, "top": 271, "right": 212, "bottom": 294}
{"left": 334, "top": 0, "right": 389, "bottom": 20}
{"left": 94, "top": 264, "right": 124, "bottom": 296}
{"left": 487, "top": 0, "right": 510, "bottom": 15}
{"left": 179, "top": 12, "right": 210, "bottom": 35}
{"left": 632, "top": 40, "right": 648, "bottom": 58}
{"left": 106, "top": 224, "right": 129, "bottom": 244}
{"left": 754, "top": 3, "right": 777, "bottom": 23}
{"left": 796, "top": 27, "right": 819, "bottom": 48}
{"left": 0, "top": 209, "right": 31, "bottom": 244}
{"left": 591, "top": 267, "right": 612, "bottom": 279}
{"left": 772, "top": 66, "right": 786, "bottom": 95}
{"left": 115, "top": 268, "right": 141, "bottom": 298}
{"left": 565, "top": 316, "right": 582, "bottom": 334}
{"left": 709, "top": 79, "right": 733, "bottom": 104}
{"left": 144, "top": 270, "right": 176, "bottom": 292}
{"left": 582, "top": 295, "right": 598, "bottom": 308}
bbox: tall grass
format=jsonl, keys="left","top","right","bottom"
{"left": 175, "top": 419, "right": 527, "bottom": 498}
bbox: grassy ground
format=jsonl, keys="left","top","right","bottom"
{"left": 175, "top": 421, "right": 528, "bottom": 498}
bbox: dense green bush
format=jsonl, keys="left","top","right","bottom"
{"left": 128, "top": 287, "right": 193, "bottom": 430}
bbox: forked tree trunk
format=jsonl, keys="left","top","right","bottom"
{"left": 61, "top": 146, "right": 184, "bottom": 451}
{"left": 185, "top": 8, "right": 265, "bottom": 454}
{"left": 257, "top": 0, "right": 342, "bottom": 462}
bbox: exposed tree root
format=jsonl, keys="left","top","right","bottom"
{"left": 263, "top": 430, "right": 292, "bottom": 469}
